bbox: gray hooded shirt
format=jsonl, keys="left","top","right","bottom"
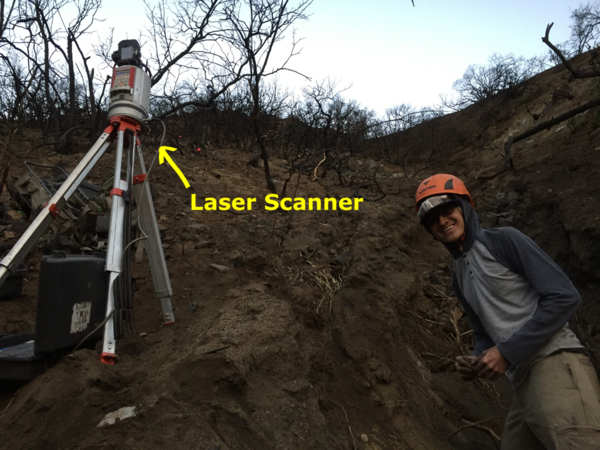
{"left": 446, "top": 200, "right": 584, "bottom": 388}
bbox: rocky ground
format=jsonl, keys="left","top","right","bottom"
{"left": 1, "top": 52, "right": 600, "bottom": 449}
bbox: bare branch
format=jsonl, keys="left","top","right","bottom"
{"left": 145, "top": 0, "right": 223, "bottom": 87}
{"left": 542, "top": 22, "right": 600, "bottom": 78}
{"left": 478, "top": 96, "right": 600, "bottom": 181}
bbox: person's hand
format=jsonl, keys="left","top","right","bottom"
{"left": 473, "top": 347, "right": 509, "bottom": 381}
{"left": 455, "top": 355, "right": 479, "bottom": 382}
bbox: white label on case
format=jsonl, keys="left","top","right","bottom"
{"left": 71, "top": 302, "right": 92, "bottom": 334}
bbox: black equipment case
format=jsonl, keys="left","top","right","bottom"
{"left": 0, "top": 253, "right": 109, "bottom": 381}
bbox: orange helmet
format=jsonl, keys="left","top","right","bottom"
{"left": 414, "top": 174, "right": 474, "bottom": 211}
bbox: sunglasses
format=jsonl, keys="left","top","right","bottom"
{"left": 424, "top": 203, "right": 459, "bottom": 227}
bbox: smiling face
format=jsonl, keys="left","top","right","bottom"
{"left": 428, "top": 204, "right": 465, "bottom": 247}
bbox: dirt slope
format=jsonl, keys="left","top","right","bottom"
{"left": 1, "top": 52, "right": 600, "bottom": 449}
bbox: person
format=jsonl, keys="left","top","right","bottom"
{"left": 414, "top": 173, "right": 600, "bottom": 449}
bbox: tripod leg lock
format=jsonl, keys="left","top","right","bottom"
{"left": 110, "top": 188, "right": 132, "bottom": 202}
{"left": 132, "top": 174, "right": 147, "bottom": 184}
{"left": 42, "top": 202, "right": 60, "bottom": 219}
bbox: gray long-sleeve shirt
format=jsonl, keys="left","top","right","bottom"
{"left": 446, "top": 200, "right": 583, "bottom": 387}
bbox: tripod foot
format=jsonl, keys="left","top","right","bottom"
{"left": 100, "top": 352, "right": 117, "bottom": 365}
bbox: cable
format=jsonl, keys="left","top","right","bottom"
{"left": 72, "top": 308, "right": 115, "bottom": 352}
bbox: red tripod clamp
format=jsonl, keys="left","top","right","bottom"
{"left": 103, "top": 115, "right": 143, "bottom": 141}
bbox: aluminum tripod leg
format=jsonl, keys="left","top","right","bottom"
{"left": 101, "top": 132, "right": 175, "bottom": 364}
{"left": 101, "top": 130, "right": 129, "bottom": 364}
{"left": 131, "top": 139, "right": 174, "bottom": 324}
{"left": 0, "top": 130, "right": 113, "bottom": 285}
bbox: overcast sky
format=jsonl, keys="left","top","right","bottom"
{"left": 97, "top": 0, "right": 576, "bottom": 116}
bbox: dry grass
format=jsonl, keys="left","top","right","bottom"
{"left": 311, "top": 268, "right": 343, "bottom": 318}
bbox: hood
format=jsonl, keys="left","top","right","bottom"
{"left": 441, "top": 198, "right": 481, "bottom": 259}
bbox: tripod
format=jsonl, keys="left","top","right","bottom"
{"left": 0, "top": 114, "right": 175, "bottom": 365}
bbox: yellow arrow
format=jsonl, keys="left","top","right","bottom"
{"left": 158, "top": 146, "right": 190, "bottom": 188}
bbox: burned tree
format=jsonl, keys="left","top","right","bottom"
{"left": 1, "top": 0, "right": 103, "bottom": 151}
{"left": 142, "top": 0, "right": 247, "bottom": 117}
{"left": 567, "top": 1, "right": 600, "bottom": 56}
{"left": 446, "top": 53, "right": 547, "bottom": 110}
{"left": 224, "top": 0, "right": 312, "bottom": 194}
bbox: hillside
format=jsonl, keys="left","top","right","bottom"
{"left": 1, "top": 52, "right": 600, "bottom": 449}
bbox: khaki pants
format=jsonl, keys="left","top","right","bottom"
{"left": 501, "top": 352, "right": 600, "bottom": 449}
